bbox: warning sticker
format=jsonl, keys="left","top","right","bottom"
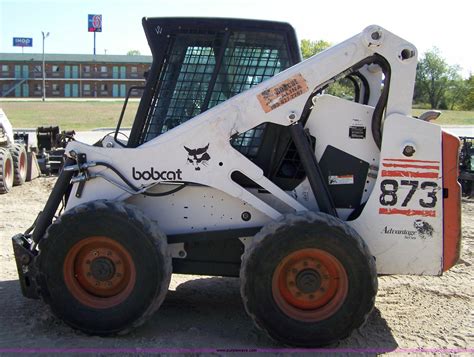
{"left": 349, "top": 126, "right": 366, "bottom": 139}
{"left": 328, "top": 175, "right": 354, "bottom": 185}
{"left": 257, "top": 73, "right": 309, "bottom": 113}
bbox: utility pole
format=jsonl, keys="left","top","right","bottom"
{"left": 41, "top": 31, "right": 50, "bottom": 102}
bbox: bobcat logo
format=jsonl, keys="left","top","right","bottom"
{"left": 184, "top": 144, "right": 211, "bottom": 171}
{"left": 413, "top": 219, "right": 434, "bottom": 239}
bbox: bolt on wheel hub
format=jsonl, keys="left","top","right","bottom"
{"left": 90, "top": 257, "right": 116, "bottom": 281}
{"left": 295, "top": 269, "right": 321, "bottom": 294}
{"left": 272, "top": 248, "right": 348, "bottom": 321}
{"left": 63, "top": 236, "right": 136, "bottom": 309}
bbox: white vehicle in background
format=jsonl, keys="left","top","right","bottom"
{"left": 0, "top": 108, "right": 28, "bottom": 193}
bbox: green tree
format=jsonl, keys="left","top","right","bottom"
{"left": 127, "top": 50, "right": 141, "bottom": 56}
{"left": 300, "top": 39, "right": 356, "bottom": 100}
{"left": 300, "top": 39, "right": 331, "bottom": 59}
{"left": 462, "top": 75, "right": 474, "bottom": 110}
{"left": 445, "top": 71, "right": 468, "bottom": 110}
{"left": 415, "top": 48, "right": 461, "bottom": 109}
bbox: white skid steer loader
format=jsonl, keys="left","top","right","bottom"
{"left": 12, "top": 18, "right": 461, "bottom": 347}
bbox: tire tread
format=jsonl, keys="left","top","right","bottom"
{"left": 240, "top": 212, "right": 377, "bottom": 346}
{"left": 37, "top": 199, "right": 172, "bottom": 335}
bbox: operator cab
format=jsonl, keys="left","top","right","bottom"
{"left": 116, "top": 17, "right": 385, "bottom": 196}
{"left": 126, "top": 17, "right": 301, "bottom": 147}
{"left": 115, "top": 17, "right": 312, "bottom": 190}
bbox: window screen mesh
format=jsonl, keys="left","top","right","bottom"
{"left": 139, "top": 30, "right": 291, "bottom": 158}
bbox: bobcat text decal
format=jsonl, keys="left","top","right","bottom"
{"left": 184, "top": 144, "right": 211, "bottom": 171}
{"left": 132, "top": 167, "right": 183, "bottom": 181}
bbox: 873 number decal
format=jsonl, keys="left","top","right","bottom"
{"left": 379, "top": 179, "right": 438, "bottom": 208}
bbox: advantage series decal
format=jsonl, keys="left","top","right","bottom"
{"left": 378, "top": 158, "right": 440, "bottom": 217}
{"left": 382, "top": 219, "right": 434, "bottom": 240}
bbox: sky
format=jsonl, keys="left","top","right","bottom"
{"left": 0, "top": 0, "right": 472, "bottom": 77}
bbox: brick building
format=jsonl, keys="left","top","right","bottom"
{"left": 0, "top": 53, "right": 152, "bottom": 98}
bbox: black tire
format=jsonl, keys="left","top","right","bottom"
{"left": 0, "top": 148, "right": 14, "bottom": 194}
{"left": 10, "top": 144, "right": 27, "bottom": 186}
{"left": 36, "top": 200, "right": 172, "bottom": 335}
{"left": 240, "top": 212, "right": 377, "bottom": 347}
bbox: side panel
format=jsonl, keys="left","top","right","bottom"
{"left": 442, "top": 131, "right": 461, "bottom": 271}
{"left": 304, "top": 95, "right": 379, "bottom": 219}
{"left": 126, "top": 186, "right": 271, "bottom": 234}
{"left": 349, "top": 114, "right": 444, "bottom": 275}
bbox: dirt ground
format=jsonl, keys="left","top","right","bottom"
{"left": 0, "top": 177, "right": 472, "bottom": 353}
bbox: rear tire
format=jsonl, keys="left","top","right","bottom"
{"left": 36, "top": 200, "right": 172, "bottom": 335}
{"left": 240, "top": 212, "right": 377, "bottom": 347}
{"left": 0, "top": 148, "right": 14, "bottom": 194}
{"left": 10, "top": 144, "right": 27, "bottom": 185}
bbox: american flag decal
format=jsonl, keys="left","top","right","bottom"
{"left": 381, "top": 158, "right": 440, "bottom": 179}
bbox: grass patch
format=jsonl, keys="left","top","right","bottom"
{"left": 0, "top": 100, "right": 139, "bottom": 130}
{"left": 412, "top": 109, "right": 474, "bottom": 125}
{"left": 0, "top": 100, "right": 472, "bottom": 130}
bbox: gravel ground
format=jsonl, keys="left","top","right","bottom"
{"left": 0, "top": 177, "right": 472, "bottom": 354}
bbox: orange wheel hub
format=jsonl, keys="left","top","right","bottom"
{"left": 63, "top": 236, "right": 136, "bottom": 309}
{"left": 272, "top": 248, "right": 348, "bottom": 321}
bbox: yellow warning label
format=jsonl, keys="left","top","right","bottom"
{"left": 257, "top": 73, "right": 309, "bottom": 113}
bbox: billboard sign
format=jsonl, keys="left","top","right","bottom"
{"left": 13, "top": 37, "right": 33, "bottom": 47}
{"left": 88, "top": 14, "right": 102, "bottom": 32}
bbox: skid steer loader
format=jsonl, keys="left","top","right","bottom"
{"left": 12, "top": 18, "right": 461, "bottom": 347}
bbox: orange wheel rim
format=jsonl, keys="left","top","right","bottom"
{"left": 63, "top": 236, "right": 136, "bottom": 309}
{"left": 272, "top": 249, "right": 348, "bottom": 321}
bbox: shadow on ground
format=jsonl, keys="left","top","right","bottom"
{"left": 0, "top": 277, "right": 398, "bottom": 351}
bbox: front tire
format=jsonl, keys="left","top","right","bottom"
{"left": 36, "top": 200, "right": 172, "bottom": 335}
{"left": 240, "top": 212, "right": 377, "bottom": 347}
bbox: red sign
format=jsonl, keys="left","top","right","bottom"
{"left": 88, "top": 14, "right": 102, "bottom": 32}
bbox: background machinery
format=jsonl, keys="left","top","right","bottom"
{"left": 0, "top": 108, "right": 28, "bottom": 193}
{"left": 12, "top": 18, "right": 461, "bottom": 346}
{"left": 459, "top": 136, "right": 473, "bottom": 197}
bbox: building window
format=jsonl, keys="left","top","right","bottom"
{"left": 100, "top": 66, "right": 107, "bottom": 73}
{"left": 83, "top": 66, "right": 90, "bottom": 73}
{"left": 52, "top": 65, "right": 60, "bottom": 72}
{"left": 100, "top": 83, "right": 108, "bottom": 91}
{"left": 131, "top": 66, "right": 137, "bottom": 73}
{"left": 83, "top": 84, "right": 91, "bottom": 91}
{"left": 1, "top": 65, "right": 8, "bottom": 72}
{"left": 34, "top": 65, "right": 42, "bottom": 73}
{"left": 1, "top": 84, "right": 9, "bottom": 97}
{"left": 34, "top": 84, "right": 42, "bottom": 92}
